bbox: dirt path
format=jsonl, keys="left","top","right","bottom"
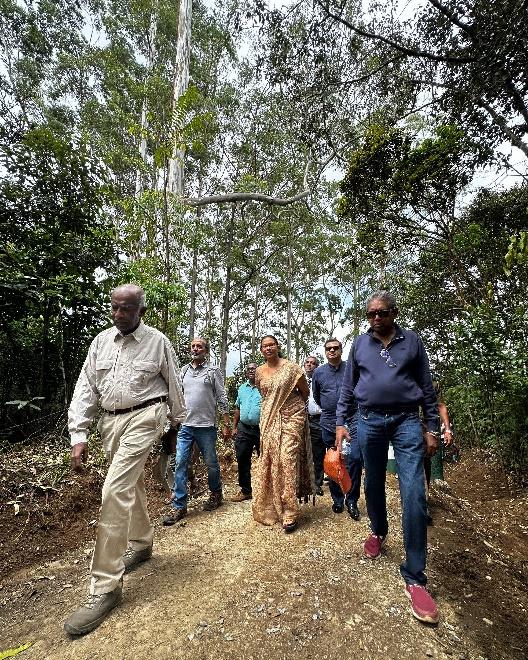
{"left": 1, "top": 454, "right": 527, "bottom": 660}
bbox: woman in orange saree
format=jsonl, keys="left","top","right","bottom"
{"left": 252, "top": 335, "right": 315, "bottom": 533}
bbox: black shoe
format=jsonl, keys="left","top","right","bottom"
{"left": 203, "top": 491, "right": 223, "bottom": 511}
{"left": 332, "top": 503, "right": 344, "bottom": 513}
{"left": 426, "top": 506, "right": 433, "bottom": 526}
{"left": 283, "top": 521, "right": 298, "bottom": 534}
{"left": 316, "top": 486, "right": 324, "bottom": 496}
{"left": 346, "top": 499, "right": 360, "bottom": 520}
{"left": 162, "top": 508, "right": 187, "bottom": 526}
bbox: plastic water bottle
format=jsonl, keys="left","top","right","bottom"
{"left": 341, "top": 439, "right": 351, "bottom": 456}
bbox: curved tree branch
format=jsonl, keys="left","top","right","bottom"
{"left": 409, "top": 78, "right": 528, "bottom": 157}
{"left": 478, "top": 101, "right": 528, "bottom": 158}
{"left": 184, "top": 158, "right": 312, "bottom": 207}
{"left": 317, "top": 1, "right": 476, "bottom": 65}
{"left": 426, "top": 0, "right": 474, "bottom": 36}
{"left": 325, "top": 54, "right": 406, "bottom": 87}
{"left": 183, "top": 189, "right": 309, "bottom": 208}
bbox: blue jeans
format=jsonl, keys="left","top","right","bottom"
{"left": 357, "top": 408, "right": 427, "bottom": 585}
{"left": 171, "top": 425, "right": 222, "bottom": 510}
{"left": 321, "top": 413, "right": 362, "bottom": 507}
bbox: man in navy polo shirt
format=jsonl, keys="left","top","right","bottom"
{"left": 231, "top": 363, "right": 261, "bottom": 501}
{"left": 312, "top": 338, "right": 361, "bottom": 519}
{"left": 336, "top": 291, "right": 440, "bottom": 624}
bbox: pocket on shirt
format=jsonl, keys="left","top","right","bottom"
{"left": 95, "top": 359, "right": 114, "bottom": 397}
{"left": 130, "top": 360, "right": 159, "bottom": 392}
{"left": 96, "top": 359, "right": 113, "bottom": 371}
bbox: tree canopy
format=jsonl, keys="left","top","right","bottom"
{"left": 0, "top": 0, "right": 526, "bottom": 473}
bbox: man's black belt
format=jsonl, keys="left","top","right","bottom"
{"left": 104, "top": 396, "right": 167, "bottom": 416}
{"left": 308, "top": 413, "right": 321, "bottom": 420}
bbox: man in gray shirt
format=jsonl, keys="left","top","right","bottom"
{"left": 162, "top": 337, "right": 231, "bottom": 524}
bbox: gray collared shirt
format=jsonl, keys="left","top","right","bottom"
{"left": 68, "top": 322, "right": 187, "bottom": 445}
{"left": 181, "top": 361, "right": 229, "bottom": 427}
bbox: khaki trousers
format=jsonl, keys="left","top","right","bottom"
{"left": 90, "top": 402, "right": 166, "bottom": 595}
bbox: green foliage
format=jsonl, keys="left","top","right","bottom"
{"left": 504, "top": 231, "right": 528, "bottom": 276}
{"left": 446, "top": 303, "right": 528, "bottom": 473}
{"left": 0, "top": 126, "right": 116, "bottom": 440}
{"left": 115, "top": 256, "right": 188, "bottom": 344}
{"left": 396, "top": 185, "right": 528, "bottom": 475}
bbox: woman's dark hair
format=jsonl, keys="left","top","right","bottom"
{"left": 260, "top": 334, "right": 284, "bottom": 358}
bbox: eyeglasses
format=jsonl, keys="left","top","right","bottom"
{"left": 380, "top": 348, "right": 397, "bottom": 367}
{"left": 366, "top": 309, "right": 392, "bottom": 319}
{"left": 325, "top": 346, "right": 341, "bottom": 352}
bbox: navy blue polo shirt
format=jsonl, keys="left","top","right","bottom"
{"left": 312, "top": 360, "right": 356, "bottom": 432}
{"left": 336, "top": 324, "right": 439, "bottom": 432}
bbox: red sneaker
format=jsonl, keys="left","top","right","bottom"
{"left": 405, "top": 584, "right": 439, "bottom": 624}
{"left": 363, "top": 534, "right": 386, "bottom": 559}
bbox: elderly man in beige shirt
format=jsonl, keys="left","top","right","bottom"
{"left": 64, "top": 284, "right": 186, "bottom": 636}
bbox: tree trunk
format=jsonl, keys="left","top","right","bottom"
{"left": 167, "top": 0, "right": 192, "bottom": 196}
{"left": 286, "top": 251, "right": 292, "bottom": 358}
{"left": 251, "top": 277, "right": 259, "bottom": 356}
{"left": 189, "top": 174, "right": 203, "bottom": 341}
{"left": 57, "top": 306, "right": 69, "bottom": 408}
{"left": 189, "top": 239, "right": 199, "bottom": 341}
{"left": 353, "top": 275, "right": 360, "bottom": 338}
{"left": 205, "top": 265, "right": 214, "bottom": 335}
{"left": 39, "top": 297, "right": 51, "bottom": 398}
{"left": 219, "top": 207, "right": 236, "bottom": 376}
{"left": 161, "top": 162, "right": 170, "bottom": 333}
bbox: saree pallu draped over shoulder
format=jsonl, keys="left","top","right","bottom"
{"left": 252, "top": 361, "right": 315, "bottom": 527}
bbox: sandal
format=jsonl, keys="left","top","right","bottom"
{"left": 282, "top": 521, "right": 298, "bottom": 534}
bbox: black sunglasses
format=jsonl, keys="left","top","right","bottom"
{"left": 366, "top": 309, "right": 392, "bottom": 319}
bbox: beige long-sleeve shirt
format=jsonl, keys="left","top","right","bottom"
{"left": 68, "top": 322, "right": 187, "bottom": 446}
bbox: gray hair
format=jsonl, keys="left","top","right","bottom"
{"left": 111, "top": 284, "right": 146, "bottom": 308}
{"left": 366, "top": 290, "right": 397, "bottom": 310}
{"left": 304, "top": 355, "right": 319, "bottom": 366}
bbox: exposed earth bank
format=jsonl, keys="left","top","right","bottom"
{"left": 0, "top": 448, "right": 527, "bottom": 660}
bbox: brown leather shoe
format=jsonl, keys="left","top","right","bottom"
{"left": 230, "top": 490, "right": 252, "bottom": 502}
{"left": 162, "top": 508, "right": 187, "bottom": 526}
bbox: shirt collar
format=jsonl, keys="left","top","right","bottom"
{"left": 113, "top": 321, "right": 146, "bottom": 343}
{"left": 326, "top": 359, "right": 344, "bottom": 371}
{"left": 367, "top": 323, "right": 405, "bottom": 341}
{"left": 188, "top": 359, "right": 210, "bottom": 371}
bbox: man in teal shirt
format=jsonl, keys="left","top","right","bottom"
{"left": 231, "top": 363, "right": 261, "bottom": 501}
